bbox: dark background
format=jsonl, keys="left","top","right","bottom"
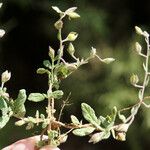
{"left": 0, "top": 0, "right": 150, "bottom": 149}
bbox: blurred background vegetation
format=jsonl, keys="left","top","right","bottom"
{"left": 0, "top": 0, "right": 150, "bottom": 149}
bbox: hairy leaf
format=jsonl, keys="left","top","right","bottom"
{"left": 71, "top": 115, "right": 80, "bottom": 125}
{"left": 81, "top": 103, "right": 100, "bottom": 127}
{"left": 72, "top": 127, "right": 95, "bottom": 136}
{"left": 0, "top": 97, "right": 7, "bottom": 109}
{"left": 28, "top": 93, "right": 46, "bottom": 102}
{"left": 43, "top": 60, "right": 51, "bottom": 69}
{"left": 0, "top": 100, "right": 10, "bottom": 129}
{"left": 0, "top": 112, "right": 10, "bottom": 129}
{"left": 99, "top": 107, "right": 117, "bottom": 129}
{"left": 48, "top": 90, "right": 64, "bottom": 99}
{"left": 37, "top": 68, "right": 48, "bottom": 74}
{"left": 13, "top": 89, "right": 27, "bottom": 117}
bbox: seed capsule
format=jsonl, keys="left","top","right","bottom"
{"left": 67, "top": 32, "right": 78, "bottom": 41}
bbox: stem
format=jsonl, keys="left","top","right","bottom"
{"left": 57, "top": 29, "right": 63, "bottom": 65}
{"left": 119, "top": 35, "right": 150, "bottom": 126}
{"left": 134, "top": 84, "right": 143, "bottom": 89}
{"left": 1, "top": 82, "right": 4, "bottom": 89}
{"left": 139, "top": 52, "right": 147, "bottom": 58}
{"left": 50, "top": 59, "right": 55, "bottom": 118}
{"left": 140, "top": 36, "right": 150, "bottom": 103}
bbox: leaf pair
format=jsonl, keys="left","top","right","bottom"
{"left": 28, "top": 90, "right": 63, "bottom": 102}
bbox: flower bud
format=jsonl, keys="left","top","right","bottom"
{"left": 0, "top": 29, "right": 5, "bottom": 38}
{"left": 67, "top": 12, "right": 80, "bottom": 19}
{"left": 1, "top": 70, "right": 11, "bottom": 83}
{"left": 135, "top": 26, "right": 143, "bottom": 35}
{"left": 49, "top": 46, "right": 55, "bottom": 59}
{"left": 67, "top": 32, "right": 78, "bottom": 41}
{"left": 135, "top": 42, "right": 142, "bottom": 54}
{"left": 143, "top": 31, "right": 149, "bottom": 38}
{"left": 68, "top": 43, "right": 75, "bottom": 55}
{"left": 115, "top": 123, "right": 129, "bottom": 132}
{"left": 54, "top": 20, "right": 63, "bottom": 30}
{"left": 102, "top": 58, "right": 115, "bottom": 64}
{"left": 59, "top": 134, "right": 68, "bottom": 143}
{"left": 130, "top": 74, "right": 139, "bottom": 85}
{"left": 89, "top": 132, "right": 102, "bottom": 144}
{"left": 115, "top": 132, "right": 126, "bottom": 141}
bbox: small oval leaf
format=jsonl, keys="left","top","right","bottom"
{"left": 72, "top": 127, "right": 95, "bottom": 136}
{"left": 28, "top": 93, "right": 46, "bottom": 102}
{"left": 81, "top": 103, "right": 100, "bottom": 127}
{"left": 71, "top": 115, "right": 80, "bottom": 125}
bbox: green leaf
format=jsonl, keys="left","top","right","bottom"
{"left": 48, "top": 90, "right": 64, "bottom": 99}
{"left": 37, "top": 68, "right": 48, "bottom": 74}
{"left": 89, "top": 131, "right": 111, "bottom": 144}
{"left": 99, "top": 107, "right": 117, "bottom": 129}
{"left": 57, "top": 64, "right": 70, "bottom": 78}
{"left": 72, "top": 127, "right": 95, "bottom": 136}
{"left": 48, "top": 130, "right": 58, "bottom": 139}
{"left": 13, "top": 89, "right": 27, "bottom": 117}
{"left": 0, "top": 112, "right": 10, "bottom": 129}
{"left": 0, "top": 98, "right": 10, "bottom": 129}
{"left": 43, "top": 60, "right": 51, "bottom": 69}
{"left": 0, "top": 97, "right": 7, "bottom": 109}
{"left": 28, "top": 93, "right": 46, "bottom": 102}
{"left": 71, "top": 115, "right": 80, "bottom": 125}
{"left": 99, "top": 116, "right": 109, "bottom": 128}
{"left": 81, "top": 103, "right": 100, "bottom": 127}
